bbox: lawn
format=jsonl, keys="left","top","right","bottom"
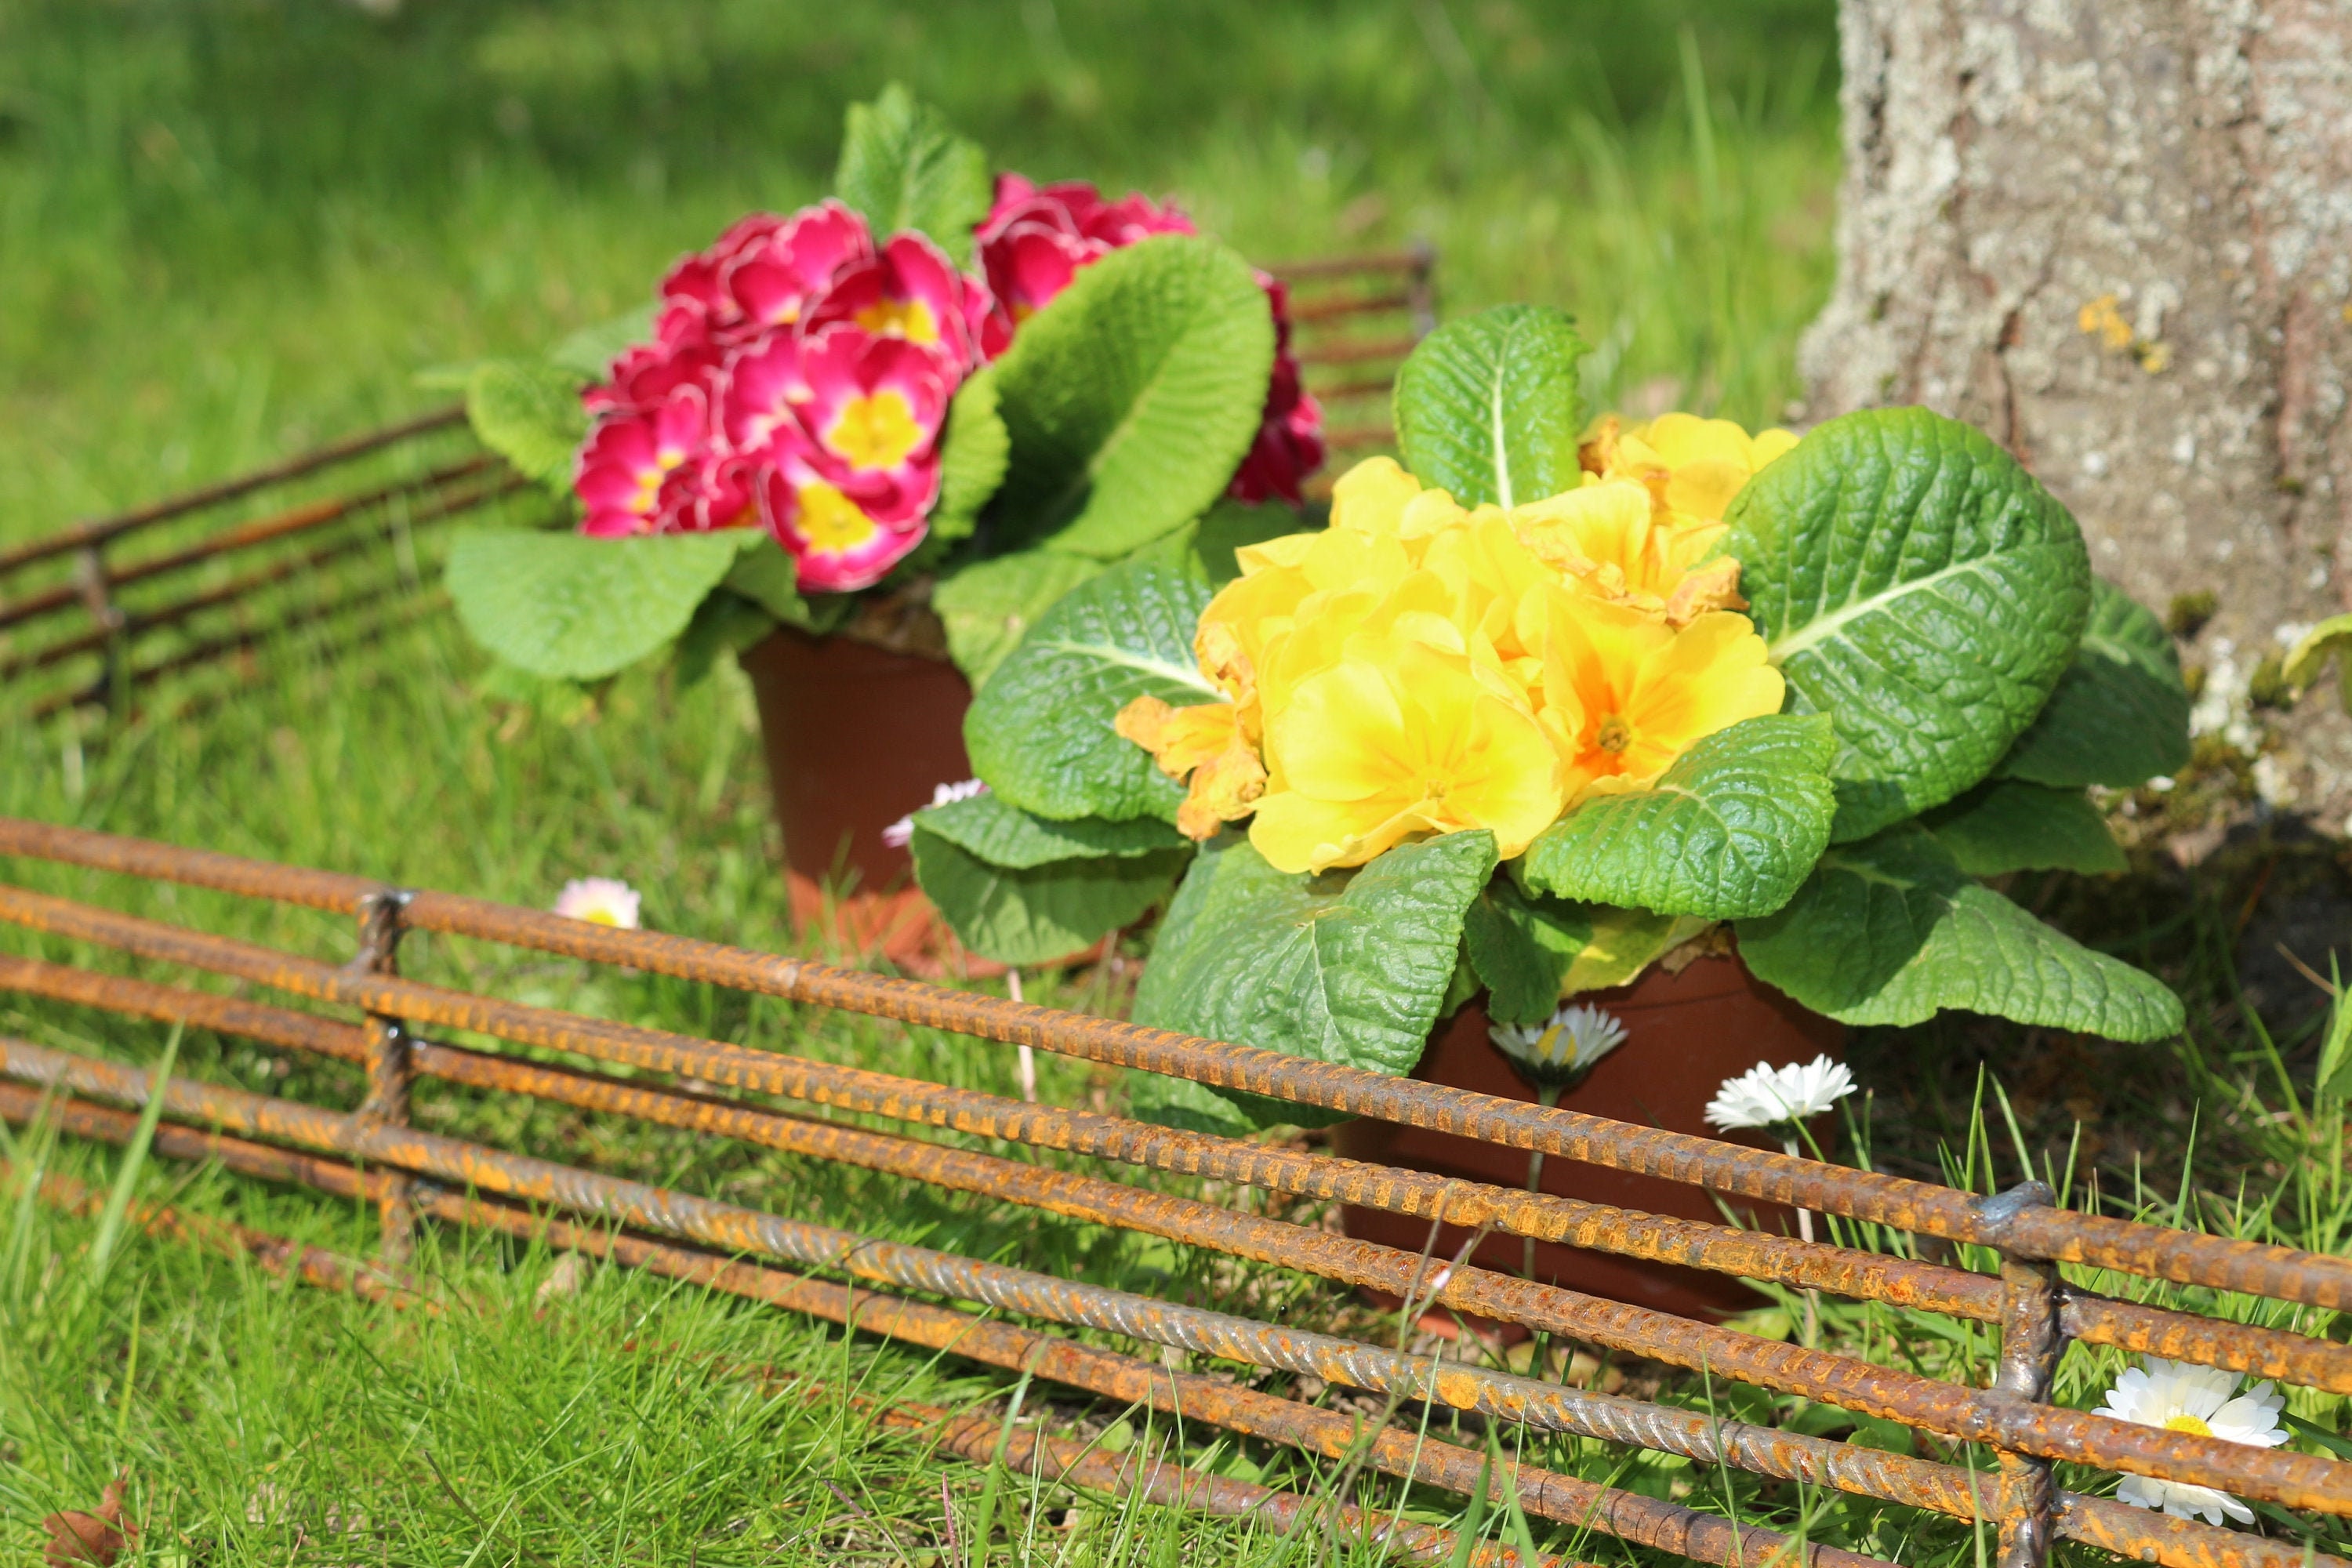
{"left": 1, "top": 2, "right": 2345, "bottom": 1563}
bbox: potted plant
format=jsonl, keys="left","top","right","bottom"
{"left": 442, "top": 87, "right": 1320, "bottom": 971}
{"left": 913, "top": 302, "right": 2190, "bottom": 1316}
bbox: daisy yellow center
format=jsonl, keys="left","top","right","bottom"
{"left": 582, "top": 909, "right": 620, "bottom": 926}
{"left": 853, "top": 296, "right": 940, "bottom": 345}
{"left": 2163, "top": 1414, "right": 2214, "bottom": 1437}
{"left": 1596, "top": 714, "right": 1634, "bottom": 753}
{"left": 797, "top": 481, "right": 880, "bottom": 553}
{"left": 826, "top": 390, "right": 923, "bottom": 471}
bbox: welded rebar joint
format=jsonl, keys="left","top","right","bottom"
{"left": 350, "top": 887, "right": 417, "bottom": 1261}
{"left": 1987, "top": 1181, "right": 2063, "bottom": 1568}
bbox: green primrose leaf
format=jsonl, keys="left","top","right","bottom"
{"left": 985, "top": 236, "right": 1275, "bottom": 560}
{"left": 964, "top": 557, "right": 1218, "bottom": 822}
{"left": 912, "top": 789, "right": 1187, "bottom": 867}
{"left": 833, "top": 84, "right": 992, "bottom": 265}
{"left": 1516, "top": 713, "right": 1836, "bottom": 920}
{"left": 1392, "top": 303, "right": 1587, "bottom": 508}
{"left": 466, "top": 360, "right": 590, "bottom": 491}
{"left": 446, "top": 526, "right": 743, "bottom": 681}
{"left": 1130, "top": 830, "right": 1499, "bottom": 1131}
{"left": 1463, "top": 881, "right": 1593, "bottom": 1025}
{"left": 1723, "top": 408, "right": 2092, "bottom": 841}
{"left": 1735, "top": 824, "right": 2182, "bottom": 1040}
{"left": 1922, "top": 778, "right": 2126, "bottom": 877}
{"left": 909, "top": 828, "right": 1185, "bottom": 968}
{"left": 2000, "top": 577, "right": 2191, "bottom": 789}
{"left": 933, "top": 551, "right": 1104, "bottom": 689}
{"left": 930, "top": 367, "right": 1010, "bottom": 547}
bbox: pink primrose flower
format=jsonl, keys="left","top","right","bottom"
{"left": 575, "top": 384, "right": 754, "bottom": 538}
{"left": 804, "top": 232, "right": 989, "bottom": 376}
{"left": 724, "top": 199, "right": 875, "bottom": 336}
{"left": 758, "top": 452, "right": 930, "bottom": 593}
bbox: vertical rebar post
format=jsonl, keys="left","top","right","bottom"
{"left": 1983, "top": 1180, "right": 2063, "bottom": 1568}
{"left": 349, "top": 887, "right": 417, "bottom": 1262}
{"left": 70, "top": 546, "right": 130, "bottom": 715}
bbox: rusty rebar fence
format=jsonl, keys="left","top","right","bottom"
{"left": 0, "top": 818, "right": 2345, "bottom": 1567}
{"left": 0, "top": 404, "right": 515, "bottom": 721}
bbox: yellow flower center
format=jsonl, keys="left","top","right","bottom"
{"left": 2164, "top": 1414, "right": 2214, "bottom": 1437}
{"left": 826, "top": 390, "right": 923, "bottom": 471}
{"left": 1596, "top": 714, "right": 1634, "bottom": 753}
{"left": 853, "top": 296, "right": 940, "bottom": 344}
{"left": 583, "top": 909, "right": 619, "bottom": 926}
{"left": 797, "top": 481, "right": 880, "bottom": 553}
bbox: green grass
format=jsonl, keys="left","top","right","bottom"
{"left": 0, "top": 2, "right": 2344, "bottom": 1563}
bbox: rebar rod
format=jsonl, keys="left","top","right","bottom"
{"left": 0, "top": 457, "right": 492, "bottom": 636}
{"left": 9, "top": 1074, "right": 2335, "bottom": 1568}
{"left": 0, "top": 405, "right": 470, "bottom": 579}
{"left": 6, "top": 964, "right": 2331, "bottom": 1567}
{"left": 4, "top": 1035, "right": 2345, "bottom": 1520}
{"left": 0, "top": 931, "right": 2342, "bottom": 1405}
{"left": 1, "top": 819, "right": 2337, "bottom": 1315}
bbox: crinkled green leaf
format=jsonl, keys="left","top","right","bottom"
{"left": 1723, "top": 408, "right": 2092, "bottom": 841}
{"left": 987, "top": 236, "right": 1274, "bottom": 560}
{"left": 931, "top": 368, "right": 1009, "bottom": 546}
{"left": 935, "top": 550, "right": 1104, "bottom": 688}
{"left": 466, "top": 360, "right": 590, "bottom": 489}
{"left": 1923, "top": 778, "right": 2125, "bottom": 877}
{"left": 1736, "top": 825, "right": 2181, "bottom": 1040}
{"left": 833, "top": 84, "right": 992, "bottom": 266}
{"left": 1517, "top": 714, "right": 1835, "bottom": 920}
{"left": 909, "top": 829, "right": 1184, "bottom": 967}
{"left": 1131, "top": 831, "right": 1497, "bottom": 1130}
{"left": 673, "top": 590, "right": 778, "bottom": 688}
{"left": 913, "top": 789, "right": 1187, "bottom": 868}
{"left": 724, "top": 536, "right": 810, "bottom": 626}
{"left": 965, "top": 557, "right": 1218, "bottom": 822}
{"left": 1123, "top": 1070, "right": 1259, "bottom": 1137}
{"left": 550, "top": 306, "right": 659, "bottom": 379}
{"left": 1392, "top": 303, "right": 1586, "bottom": 508}
{"left": 1559, "top": 907, "right": 1715, "bottom": 997}
{"left": 1463, "top": 882, "right": 1593, "bottom": 1025}
{"left": 2001, "top": 578, "right": 2190, "bottom": 788}
{"left": 446, "top": 526, "right": 742, "bottom": 681}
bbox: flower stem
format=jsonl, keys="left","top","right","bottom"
{"left": 1784, "top": 1131, "right": 1819, "bottom": 1346}
{"left": 1524, "top": 1083, "right": 1562, "bottom": 1279}
{"left": 1007, "top": 970, "right": 1036, "bottom": 1104}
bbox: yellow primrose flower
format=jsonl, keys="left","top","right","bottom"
{"left": 1507, "top": 477, "right": 1744, "bottom": 626}
{"left": 1536, "top": 589, "right": 1784, "bottom": 802}
{"left": 1327, "top": 456, "right": 1470, "bottom": 545}
{"left": 1250, "top": 636, "right": 1564, "bottom": 874}
{"left": 1113, "top": 695, "right": 1266, "bottom": 840}
{"left": 1582, "top": 412, "right": 1798, "bottom": 529}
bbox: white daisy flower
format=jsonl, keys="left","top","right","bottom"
{"left": 1490, "top": 1003, "right": 1629, "bottom": 1091}
{"left": 1704, "top": 1054, "right": 1856, "bottom": 1132}
{"left": 882, "top": 779, "right": 990, "bottom": 849}
{"left": 2096, "top": 1356, "right": 2288, "bottom": 1526}
{"left": 552, "top": 877, "right": 641, "bottom": 930}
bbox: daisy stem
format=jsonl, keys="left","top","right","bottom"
{"left": 1784, "top": 1131, "right": 1820, "bottom": 1347}
{"left": 1524, "top": 1084, "right": 1563, "bottom": 1279}
{"left": 1007, "top": 970, "right": 1036, "bottom": 1104}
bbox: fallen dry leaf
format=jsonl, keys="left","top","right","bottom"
{"left": 41, "top": 1473, "right": 137, "bottom": 1566}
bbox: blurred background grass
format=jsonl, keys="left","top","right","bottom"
{"left": 0, "top": 0, "right": 1839, "bottom": 528}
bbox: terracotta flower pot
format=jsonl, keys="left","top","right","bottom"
{"left": 1333, "top": 952, "right": 1844, "bottom": 1324}
{"left": 738, "top": 619, "right": 993, "bottom": 977}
